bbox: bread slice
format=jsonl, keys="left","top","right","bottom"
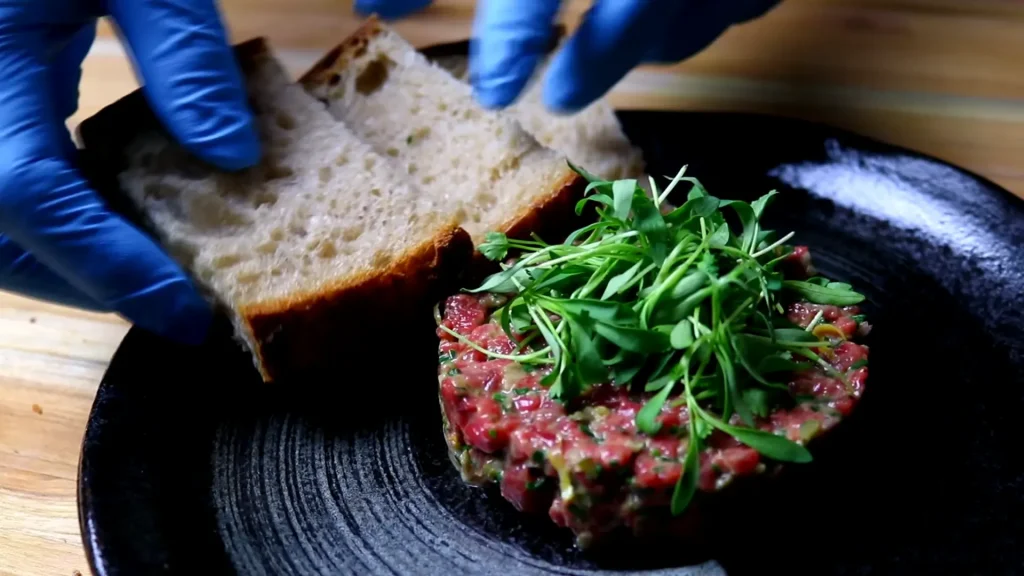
{"left": 299, "top": 16, "right": 587, "bottom": 249}
{"left": 427, "top": 53, "right": 645, "bottom": 183}
{"left": 76, "top": 37, "right": 473, "bottom": 383}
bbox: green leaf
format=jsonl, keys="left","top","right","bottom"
{"left": 579, "top": 258, "right": 620, "bottom": 297}
{"left": 770, "top": 328, "right": 823, "bottom": 343}
{"left": 718, "top": 345, "right": 753, "bottom": 427}
{"left": 653, "top": 286, "right": 713, "bottom": 326}
{"left": 757, "top": 354, "right": 805, "bottom": 375}
{"left": 612, "top": 179, "right": 636, "bottom": 221}
{"left": 732, "top": 339, "right": 784, "bottom": 391}
{"left": 670, "top": 319, "right": 694, "bottom": 349}
{"left": 602, "top": 348, "right": 631, "bottom": 366}
{"left": 549, "top": 298, "right": 637, "bottom": 326}
{"left": 783, "top": 280, "right": 866, "bottom": 306}
{"left": 564, "top": 220, "right": 614, "bottom": 246}
{"left": 716, "top": 422, "right": 813, "bottom": 463}
{"left": 755, "top": 229, "right": 775, "bottom": 250}
{"left": 708, "top": 222, "right": 730, "bottom": 248}
{"left": 632, "top": 194, "right": 667, "bottom": 233}
{"left": 469, "top": 264, "right": 528, "bottom": 294}
{"left": 530, "top": 266, "right": 591, "bottom": 294}
{"left": 594, "top": 324, "right": 672, "bottom": 353}
{"left": 751, "top": 190, "right": 779, "bottom": 219}
{"left": 636, "top": 379, "right": 675, "bottom": 434}
{"left": 754, "top": 310, "right": 775, "bottom": 341}
{"left": 646, "top": 356, "right": 683, "bottom": 391}
{"left": 651, "top": 350, "right": 678, "bottom": 376}
{"left": 633, "top": 197, "right": 670, "bottom": 264}
{"left": 666, "top": 195, "right": 719, "bottom": 225}
{"left": 533, "top": 312, "right": 562, "bottom": 362}
{"left": 742, "top": 388, "right": 771, "bottom": 418}
{"left": 670, "top": 271, "right": 709, "bottom": 301}
{"left": 546, "top": 371, "right": 568, "bottom": 399}
{"left": 826, "top": 281, "right": 852, "bottom": 291}
{"left": 694, "top": 417, "right": 713, "bottom": 439}
{"left": 567, "top": 159, "right": 603, "bottom": 184}
{"left": 697, "top": 249, "right": 719, "bottom": 278}
{"left": 567, "top": 318, "right": 607, "bottom": 385}
{"left": 610, "top": 354, "right": 646, "bottom": 385}
{"left": 601, "top": 261, "right": 644, "bottom": 300}
{"left": 726, "top": 201, "right": 756, "bottom": 252}
{"left": 508, "top": 303, "right": 533, "bottom": 332}
{"left": 670, "top": 439, "right": 700, "bottom": 515}
{"left": 849, "top": 358, "right": 869, "bottom": 370}
{"left": 499, "top": 302, "right": 514, "bottom": 338}
{"left": 686, "top": 179, "right": 708, "bottom": 200}
{"left": 575, "top": 193, "right": 613, "bottom": 216}
{"left": 690, "top": 339, "right": 714, "bottom": 369}
{"left": 478, "top": 232, "right": 510, "bottom": 261}
{"left": 731, "top": 334, "right": 792, "bottom": 389}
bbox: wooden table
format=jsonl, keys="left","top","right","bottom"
{"left": 2, "top": 1, "right": 1023, "bottom": 574}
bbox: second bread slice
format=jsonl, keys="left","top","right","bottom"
{"left": 428, "top": 52, "right": 645, "bottom": 183}
{"left": 300, "top": 16, "right": 586, "bottom": 249}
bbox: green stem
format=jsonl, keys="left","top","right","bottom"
{"left": 641, "top": 238, "right": 710, "bottom": 324}
{"left": 750, "top": 231, "right": 795, "bottom": 259}
{"left": 437, "top": 324, "right": 554, "bottom": 363}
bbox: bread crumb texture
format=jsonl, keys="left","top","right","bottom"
{"left": 302, "top": 21, "right": 580, "bottom": 244}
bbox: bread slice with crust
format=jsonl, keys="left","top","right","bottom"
{"left": 299, "top": 16, "right": 587, "bottom": 250}
{"left": 427, "top": 52, "right": 645, "bottom": 183}
{"left": 76, "top": 37, "right": 473, "bottom": 383}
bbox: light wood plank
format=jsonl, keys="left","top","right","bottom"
{"left": 0, "top": 293, "right": 120, "bottom": 576}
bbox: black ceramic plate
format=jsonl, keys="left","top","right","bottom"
{"left": 77, "top": 106, "right": 1024, "bottom": 576}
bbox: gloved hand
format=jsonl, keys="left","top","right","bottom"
{"left": 0, "top": 1, "right": 261, "bottom": 345}
{"left": 355, "top": 0, "right": 781, "bottom": 112}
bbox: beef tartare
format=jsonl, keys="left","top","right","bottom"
{"left": 434, "top": 165, "right": 872, "bottom": 548}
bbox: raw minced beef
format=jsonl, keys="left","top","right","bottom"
{"left": 435, "top": 246, "right": 870, "bottom": 547}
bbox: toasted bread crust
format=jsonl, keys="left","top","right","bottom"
{"left": 77, "top": 35, "right": 475, "bottom": 383}
{"left": 242, "top": 224, "right": 473, "bottom": 382}
{"left": 298, "top": 16, "right": 386, "bottom": 89}
{"left": 458, "top": 167, "right": 584, "bottom": 275}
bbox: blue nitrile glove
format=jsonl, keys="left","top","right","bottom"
{"left": 355, "top": 0, "right": 781, "bottom": 113}
{"left": 0, "top": 1, "right": 261, "bottom": 345}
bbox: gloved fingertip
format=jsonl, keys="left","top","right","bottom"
{"left": 473, "top": 82, "right": 518, "bottom": 110}
{"left": 541, "top": 79, "right": 589, "bottom": 116}
{"left": 470, "top": 50, "right": 542, "bottom": 110}
{"left": 160, "top": 288, "right": 213, "bottom": 346}
{"left": 194, "top": 114, "right": 263, "bottom": 172}
{"left": 123, "top": 278, "right": 213, "bottom": 346}
{"left": 540, "top": 56, "right": 596, "bottom": 115}
{"left": 355, "top": 0, "right": 433, "bottom": 19}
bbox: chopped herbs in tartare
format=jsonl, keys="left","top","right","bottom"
{"left": 434, "top": 164, "right": 872, "bottom": 548}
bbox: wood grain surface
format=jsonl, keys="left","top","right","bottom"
{"left": 2, "top": 1, "right": 1023, "bottom": 574}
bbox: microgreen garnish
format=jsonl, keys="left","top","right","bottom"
{"left": 446, "top": 162, "right": 866, "bottom": 517}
